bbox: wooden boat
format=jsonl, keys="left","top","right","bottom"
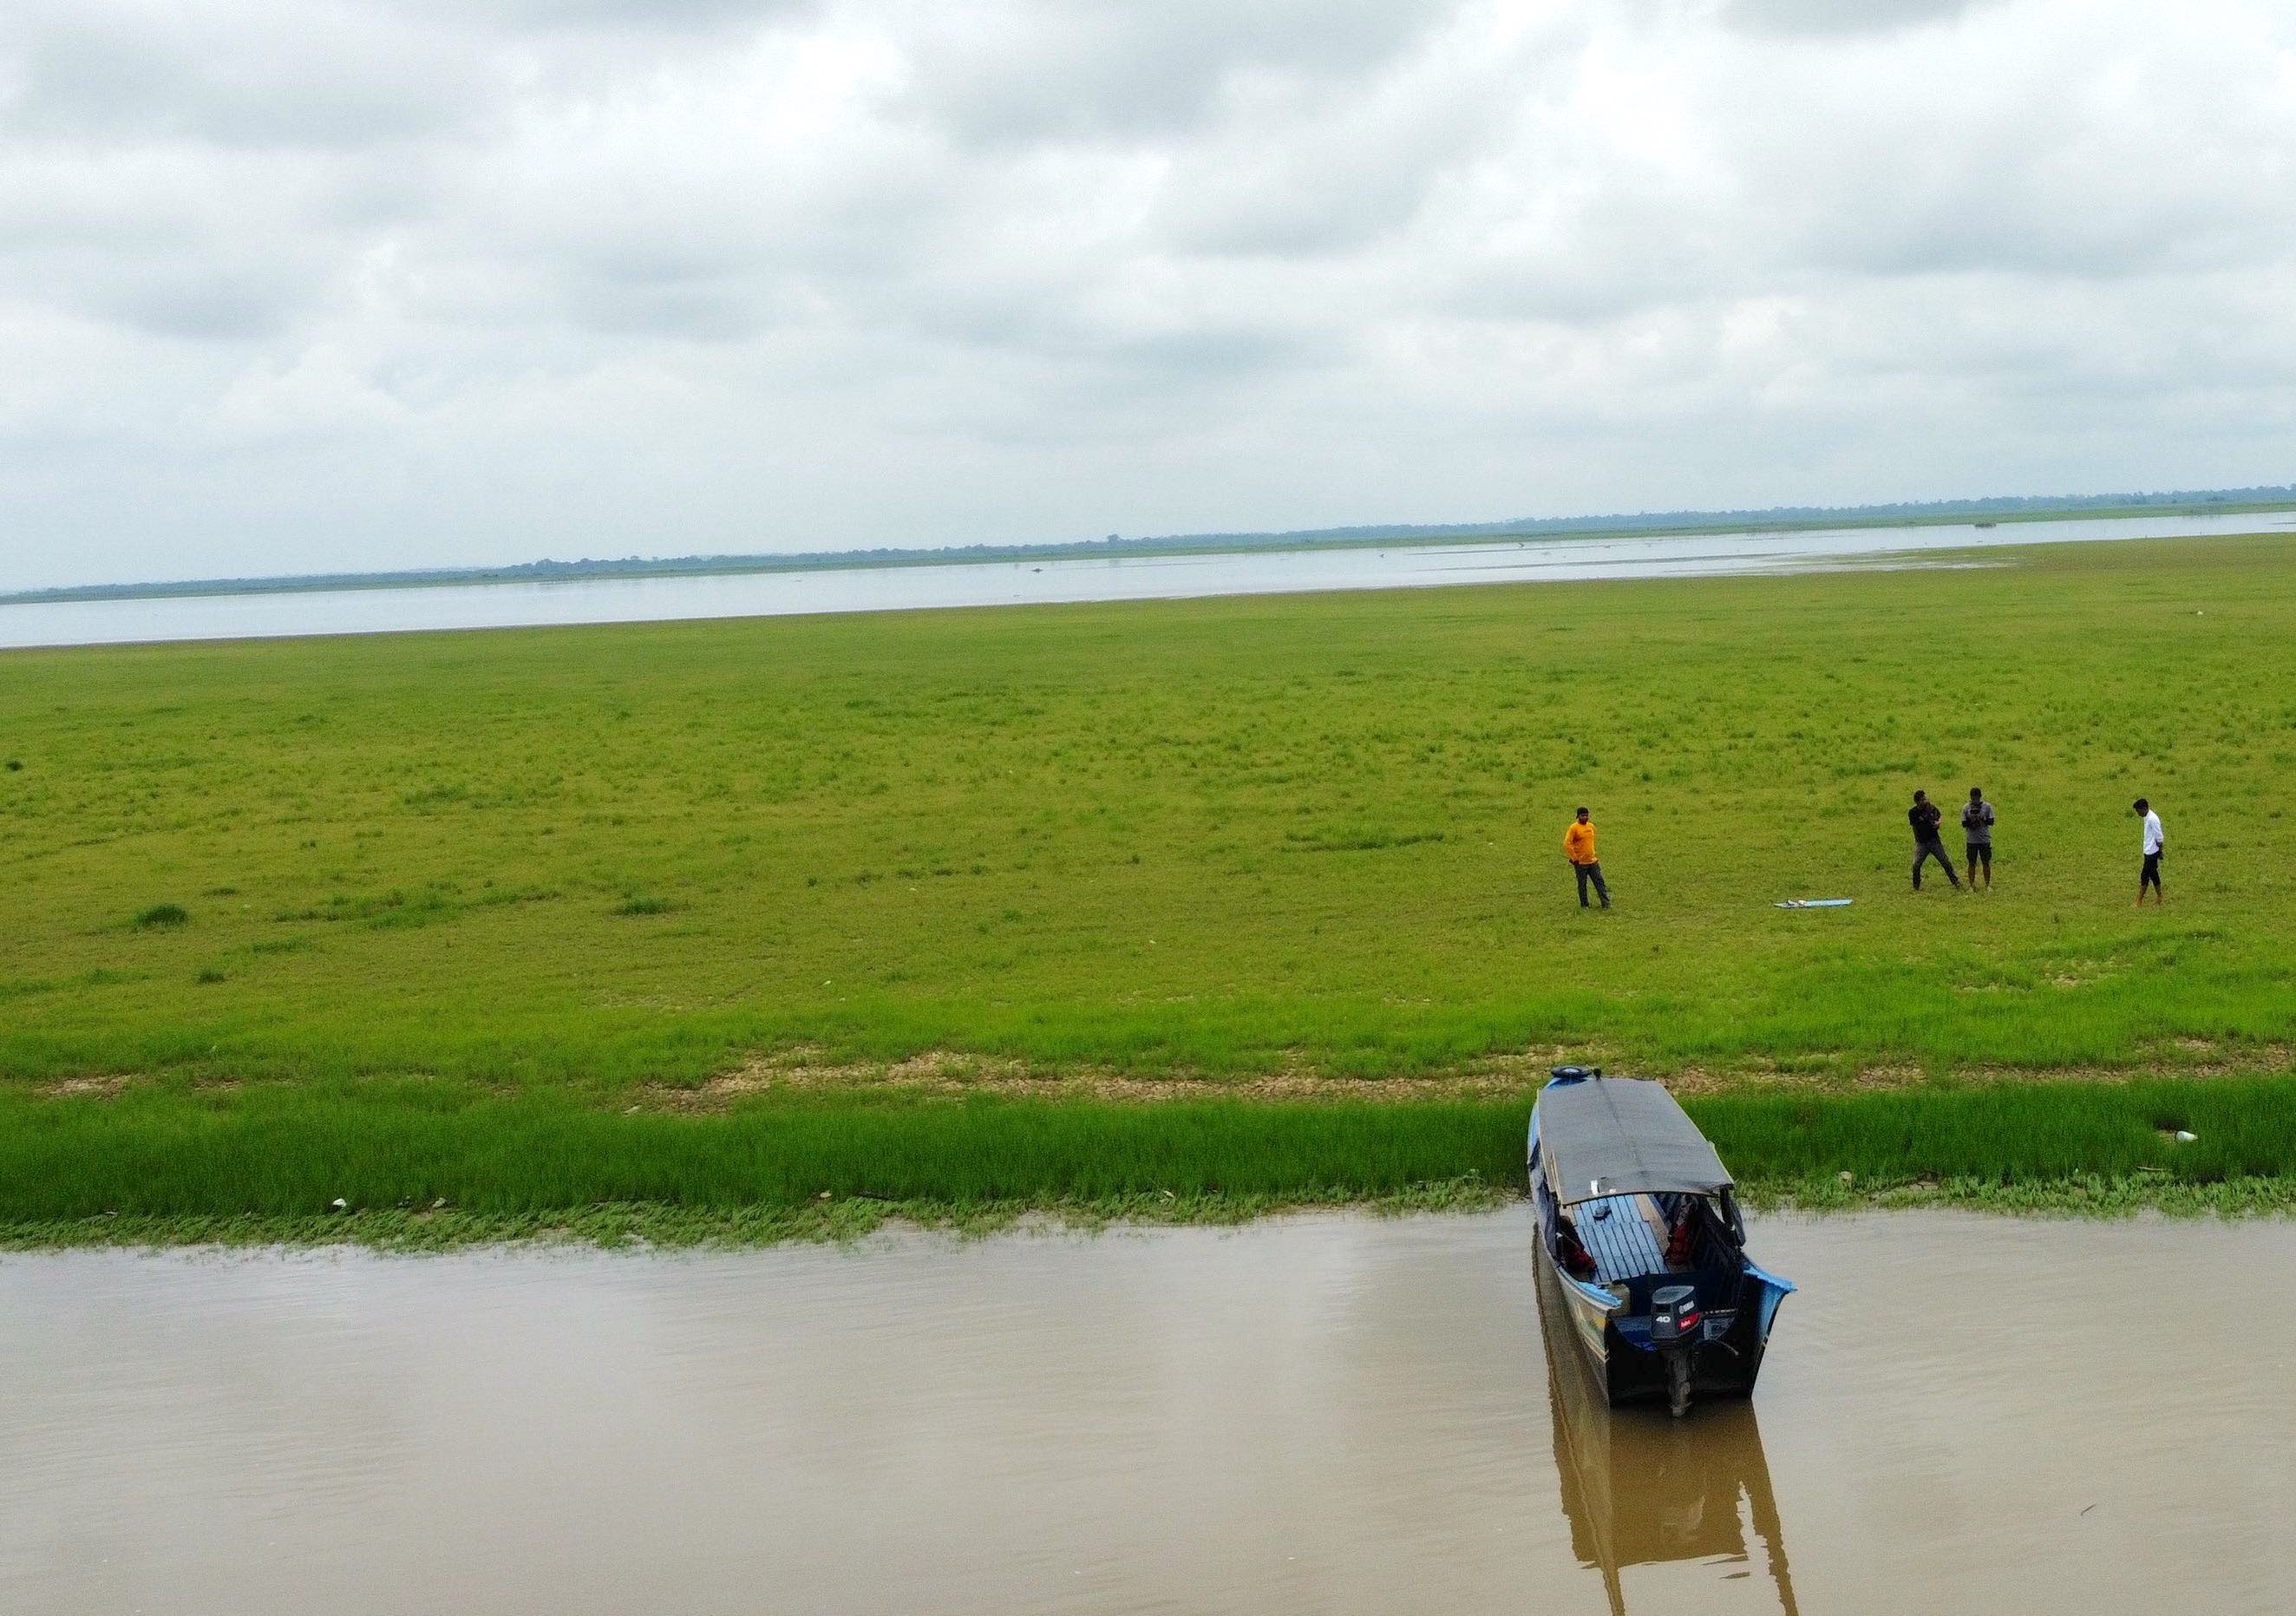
{"left": 1528, "top": 1067, "right": 1793, "bottom": 1416}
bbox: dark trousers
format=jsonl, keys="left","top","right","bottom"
{"left": 1573, "top": 860, "right": 1609, "bottom": 907}
{"left": 1913, "top": 839, "right": 1959, "bottom": 888}
{"left": 2141, "top": 852, "right": 2162, "bottom": 893}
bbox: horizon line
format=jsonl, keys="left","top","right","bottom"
{"left": 6, "top": 482, "right": 2293, "bottom": 606}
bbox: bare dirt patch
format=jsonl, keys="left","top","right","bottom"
{"left": 633, "top": 1047, "right": 1576, "bottom": 1110}
{"left": 38, "top": 1075, "right": 132, "bottom": 1099}
{"left": 632, "top": 1043, "right": 2296, "bottom": 1112}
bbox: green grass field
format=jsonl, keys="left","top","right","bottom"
{"left": 4, "top": 532, "right": 2295, "bottom": 1239}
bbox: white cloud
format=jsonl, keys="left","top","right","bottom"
{"left": 0, "top": 0, "right": 2292, "bottom": 587}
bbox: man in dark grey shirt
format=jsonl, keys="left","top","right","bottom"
{"left": 1961, "top": 787, "right": 1995, "bottom": 890}
{"left": 1909, "top": 789, "right": 1960, "bottom": 891}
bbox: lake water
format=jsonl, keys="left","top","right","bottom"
{"left": 3, "top": 511, "right": 2286, "bottom": 650}
{"left": 3, "top": 1209, "right": 2291, "bottom": 1614}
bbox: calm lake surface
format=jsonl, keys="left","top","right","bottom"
{"left": 3, "top": 1210, "right": 2291, "bottom": 1615}
{"left": 3, "top": 511, "right": 2286, "bottom": 650}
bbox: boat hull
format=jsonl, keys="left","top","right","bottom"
{"left": 1534, "top": 1253, "right": 1784, "bottom": 1408}
{"left": 1599, "top": 1273, "right": 1774, "bottom": 1409}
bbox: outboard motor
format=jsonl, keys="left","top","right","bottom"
{"left": 1651, "top": 1284, "right": 1702, "bottom": 1416}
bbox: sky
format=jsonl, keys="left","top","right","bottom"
{"left": 2, "top": 0, "right": 2293, "bottom": 591}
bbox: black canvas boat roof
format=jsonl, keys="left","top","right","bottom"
{"left": 1537, "top": 1077, "right": 1732, "bottom": 1206}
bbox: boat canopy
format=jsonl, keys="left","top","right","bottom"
{"left": 1538, "top": 1076, "right": 1732, "bottom": 1207}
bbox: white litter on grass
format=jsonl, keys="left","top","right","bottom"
{"left": 1776, "top": 898, "right": 1854, "bottom": 908}
{"left": 2175, "top": 1130, "right": 2199, "bottom": 1143}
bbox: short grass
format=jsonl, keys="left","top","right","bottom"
{"left": 4, "top": 532, "right": 2296, "bottom": 1241}
{"left": 3, "top": 532, "right": 2293, "bottom": 1090}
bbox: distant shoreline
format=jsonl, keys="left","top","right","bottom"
{"left": 8, "top": 487, "right": 2293, "bottom": 606}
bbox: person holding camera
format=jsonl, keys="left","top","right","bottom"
{"left": 1909, "top": 789, "right": 1960, "bottom": 891}
{"left": 1961, "top": 786, "right": 1995, "bottom": 890}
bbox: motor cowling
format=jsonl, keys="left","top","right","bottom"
{"left": 1650, "top": 1284, "right": 1702, "bottom": 1346}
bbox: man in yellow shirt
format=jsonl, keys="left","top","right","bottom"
{"left": 1564, "top": 806, "right": 1609, "bottom": 909}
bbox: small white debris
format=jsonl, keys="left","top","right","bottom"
{"left": 330, "top": 1197, "right": 348, "bottom": 1212}
{"left": 2175, "top": 1130, "right": 2198, "bottom": 1143}
{"left": 1837, "top": 1170, "right": 1854, "bottom": 1186}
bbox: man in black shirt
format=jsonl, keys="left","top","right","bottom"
{"left": 1909, "top": 789, "right": 1960, "bottom": 891}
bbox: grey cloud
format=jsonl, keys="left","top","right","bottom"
{"left": 564, "top": 276, "right": 763, "bottom": 342}
{"left": 2, "top": 3, "right": 494, "bottom": 149}
{"left": 1704, "top": 23, "right": 2296, "bottom": 283}
{"left": 87, "top": 265, "right": 308, "bottom": 341}
{"left": 1148, "top": 49, "right": 1507, "bottom": 258}
{"left": 401, "top": 0, "right": 816, "bottom": 31}
{"left": 0, "top": 146, "right": 363, "bottom": 339}
{"left": 895, "top": 0, "right": 1449, "bottom": 147}
{"left": 1719, "top": 0, "right": 1996, "bottom": 36}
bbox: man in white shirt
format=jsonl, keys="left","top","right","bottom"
{"left": 2133, "top": 797, "right": 2165, "bottom": 906}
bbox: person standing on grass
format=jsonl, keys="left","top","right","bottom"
{"left": 2135, "top": 797, "right": 2166, "bottom": 906}
{"left": 1909, "top": 789, "right": 1960, "bottom": 891}
{"left": 1961, "top": 786, "right": 1995, "bottom": 890}
{"left": 1564, "top": 806, "right": 1610, "bottom": 909}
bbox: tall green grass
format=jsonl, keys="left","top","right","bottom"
{"left": 1695, "top": 1077, "right": 2296, "bottom": 1187}
{"left": 0, "top": 1085, "right": 1512, "bottom": 1220}
{"left": 7, "top": 1077, "right": 2294, "bottom": 1233}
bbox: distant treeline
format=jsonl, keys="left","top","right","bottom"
{"left": 1178, "top": 483, "right": 2296, "bottom": 545}
{"left": 8, "top": 483, "right": 2293, "bottom": 605}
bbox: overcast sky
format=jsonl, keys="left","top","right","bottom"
{"left": 2, "top": 0, "right": 2293, "bottom": 589}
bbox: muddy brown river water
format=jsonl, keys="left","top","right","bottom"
{"left": 3, "top": 1210, "right": 2293, "bottom": 1615}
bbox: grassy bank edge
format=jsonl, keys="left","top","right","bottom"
{"left": 10, "top": 1073, "right": 2296, "bottom": 1252}
{"left": 7, "top": 1173, "right": 2296, "bottom": 1254}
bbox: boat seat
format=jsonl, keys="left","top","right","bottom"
{"left": 1578, "top": 1194, "right": 1671, "bottom": 1283}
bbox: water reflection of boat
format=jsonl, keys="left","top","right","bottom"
{"left": 1527, "top": 1068, "right": 1793, "bottom": 1414}
{"left": 1540, "top": 1253, "right": 1802, "bottom": 1615}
